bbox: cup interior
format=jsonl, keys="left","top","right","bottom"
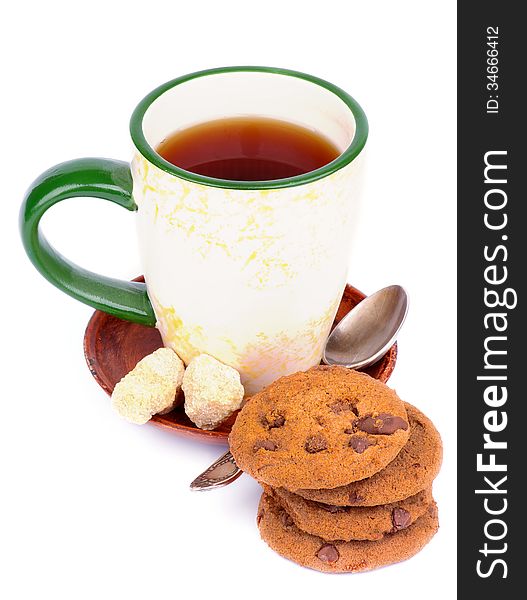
{"left": 142, "top": 71, "right": 357, "bottom": 155}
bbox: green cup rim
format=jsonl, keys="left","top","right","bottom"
{"left": 130, "top": 66, "right": 368, "bottom": 190}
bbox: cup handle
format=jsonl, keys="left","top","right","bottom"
{"left": 20, "top": 157, "right": 156, "bottom": 326}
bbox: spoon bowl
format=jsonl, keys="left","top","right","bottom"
{"left": 322, "top": 285, "right": 408, "bottom": 370}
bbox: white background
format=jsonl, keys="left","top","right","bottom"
{"left": 1, "top": 1, "right": 456, "bottom": 598}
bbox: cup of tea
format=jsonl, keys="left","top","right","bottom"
{"left": 20, "top": 66, "right": 368, "bottom": 394}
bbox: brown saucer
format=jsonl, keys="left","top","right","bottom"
{"left": 84, "top": 278, "right": 397, "bottom": 444}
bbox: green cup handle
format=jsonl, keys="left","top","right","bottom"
{"left": 20, "top": 157, "right": 156, "bottom": 326}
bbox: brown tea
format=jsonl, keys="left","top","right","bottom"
{"left": 155, "top": 117, "right": 340, "bottom": 181}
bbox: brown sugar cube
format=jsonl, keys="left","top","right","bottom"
{"left": 111, "top": 348, "right": 185, "bottom": 424}
{"left": 182, "top": 354, "right": 244, "bottom": 430}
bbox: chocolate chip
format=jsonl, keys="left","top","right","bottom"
{"left": 262, "top": 412, "right": 285, "bottom": 429}
{"left": 279, "top": 510, "right": 294, "bottom": 528}
{"left": 392, "top": 507, "right": 412, "bottom": 531}
{"left": 256, "top": 510, "right": 264, "bottom": 525}
{"left": 305, "top": 434, "right": 328, "bottom": 453}
{"left": 270, "top": 415, "right": 285, "bottom": 428}
{"left": 348, "top": 491, "right": 365, "bottom": 504}
{"left": 316, "top": 544, "right": 339, "bottom": 563}
{"left": 329, "top": 400, "right": 358, "bottom": 415}
{"left": 348, "top": 435, "right": 372, "bottom": 454}
{"left": 254, "top": 440, "right": 278, "bottom": 451}
{"left": 355, "top": 413, "right": 408, "bottom": 435}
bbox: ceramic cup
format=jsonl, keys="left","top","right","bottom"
{"left": 20, "top": 66, "right": 368, "bottom": 394}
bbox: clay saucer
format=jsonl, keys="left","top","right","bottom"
{"left": 84, "top": 279, "right": 397, "bottom": 445}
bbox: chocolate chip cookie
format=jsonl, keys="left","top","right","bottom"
{"left": 295, "top": 402, "right": 442, "bottom": 506}
{"left": 257, "top": 492, "right": 439, "bottom": 573}
{"left": 266, "top": 485, "right": 433, "bottom": 541}
{"left": 229, "top": 366, "right": 410, "bottom": 489}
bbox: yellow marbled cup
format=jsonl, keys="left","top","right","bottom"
{"left": 21, "top": 67, "right": 368, "bottom": 395}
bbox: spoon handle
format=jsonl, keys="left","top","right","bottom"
{"left": 190, "top": 450, "right": 242, "bottom": 491}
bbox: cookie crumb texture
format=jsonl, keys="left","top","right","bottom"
{"left": 182, "top": 354, "right": 244, "bottom": 430}
{"left": 257, "top": 493, "right": 439, "bottom": 573}
{"left": 229, "top": 367, "right": 410, "bottom": 489}
{"left": 111, "top": 348, "right": 185, "bottom": 424}
{"left": 296, "top": 402, "right": 443, "bottom": 506}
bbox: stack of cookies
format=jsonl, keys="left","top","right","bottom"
{"left": 229, "top": 366, "right": 442, "bottom": 573}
